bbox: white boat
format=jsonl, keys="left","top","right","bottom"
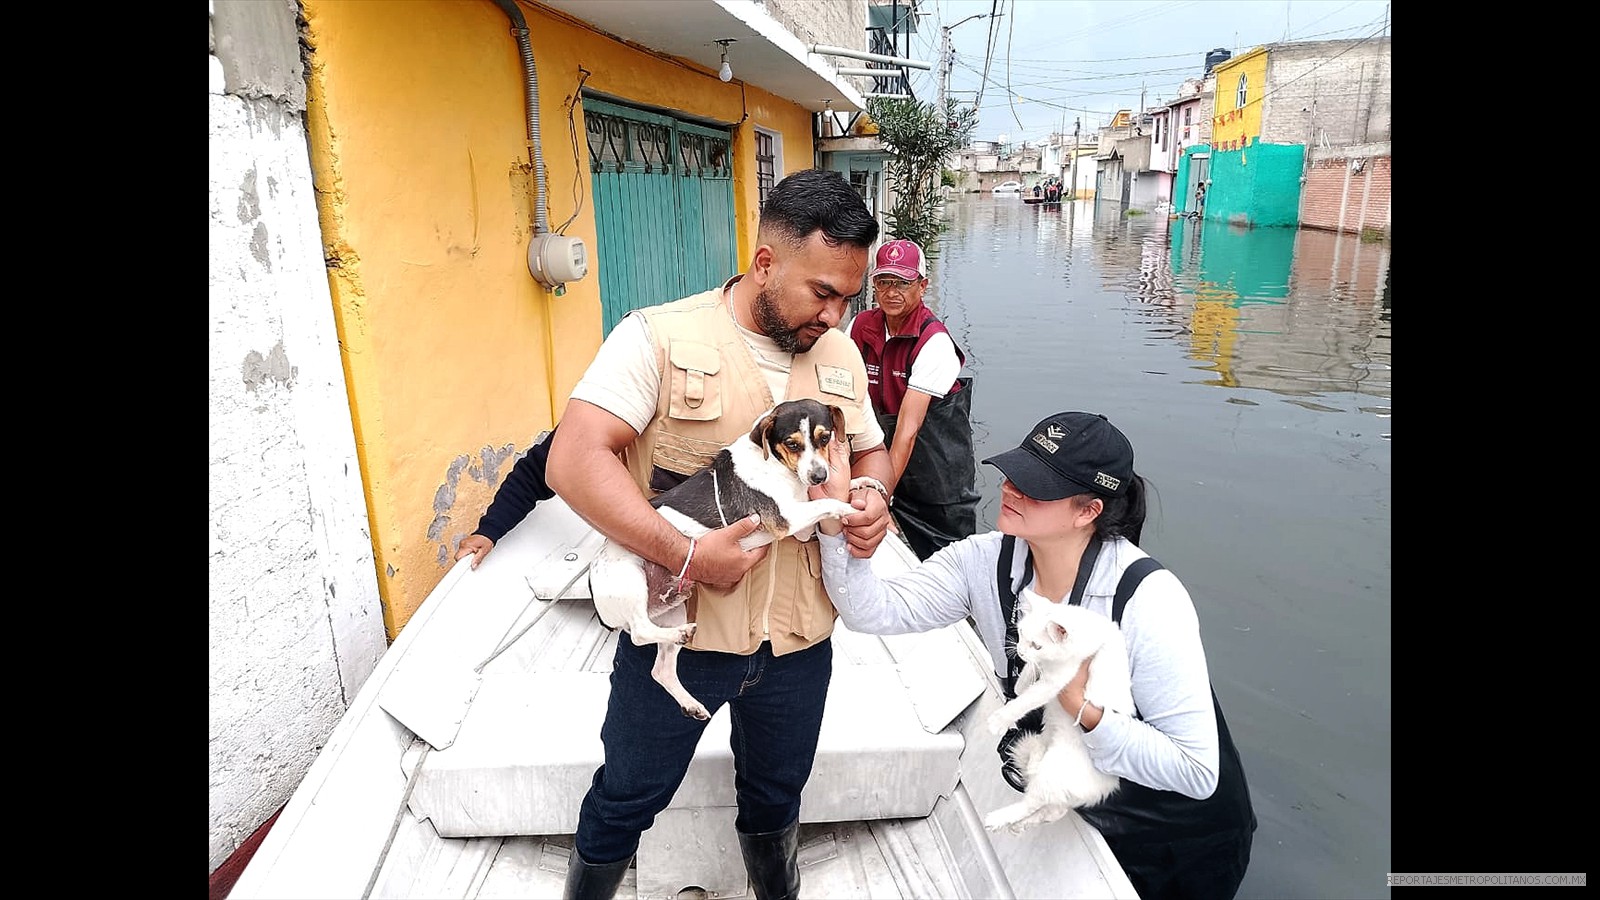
{"left": 228, "top": 496, "right": 1137, "bottom": 899}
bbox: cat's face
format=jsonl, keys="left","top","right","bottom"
{"left": 1015, "top": 603, "right": 1118, "bottom": 666}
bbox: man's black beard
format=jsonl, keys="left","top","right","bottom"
{"left": 753, "top": 285, "right": 814, "bottom": 354}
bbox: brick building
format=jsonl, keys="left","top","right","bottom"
{"left": 1300, "top": 142, "right": 1390, "bottom": 237}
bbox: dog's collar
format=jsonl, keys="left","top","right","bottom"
{"left": 712, "top": 469, "right": 730, "bottom": 529}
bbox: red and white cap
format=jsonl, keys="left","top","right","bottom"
{"left": 872, "top": 239, "right": 927, "bottom": 281}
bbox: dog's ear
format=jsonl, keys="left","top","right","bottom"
{"left": 829, "top": 404, "right": 847, "bottom": 449}
{"left": 750, "top": 408, "right": 777, "bottom": 459}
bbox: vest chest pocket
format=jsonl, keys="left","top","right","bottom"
{"left": 668, "top": 340, "right": 723, "bottom": 422}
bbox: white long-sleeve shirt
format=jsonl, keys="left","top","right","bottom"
{"left": 818, "top": 529, "right": 1221, "bottom": 799}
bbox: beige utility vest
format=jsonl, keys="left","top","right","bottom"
{"left": 622, "top": 284, "right": 870, "bottom": 656}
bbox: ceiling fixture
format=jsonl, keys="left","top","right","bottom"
{"left": 715, "top": 39, "right": 736, "bottom": 83}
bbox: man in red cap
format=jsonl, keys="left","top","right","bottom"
{"left": 846, "top": 238, "right": 980, "bottom": 559}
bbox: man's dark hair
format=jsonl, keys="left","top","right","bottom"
{"left": 759, "top": 168, "right": 879, "bottom": 250}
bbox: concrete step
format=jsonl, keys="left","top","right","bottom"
{"left": 407, "top": 664, "right": 966, "bottom": 838}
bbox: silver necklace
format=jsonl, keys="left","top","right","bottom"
{"left": 728, "top": 295, "right": 793, "bottom": 367}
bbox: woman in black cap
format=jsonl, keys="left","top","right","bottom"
{"left": 811, "top": 411, "right": 1256, "bottom": 900}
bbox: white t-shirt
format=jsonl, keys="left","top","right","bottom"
{"left": 570, "top": 305, "right": 886, "bottom": 450}
{"left": 846, "top": 314, "right": 964, "bottom": 399}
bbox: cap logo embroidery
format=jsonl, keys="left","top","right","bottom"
{"left": 1094, "top": 472, "right": 1121, "bottom": 491}
{"left": 1046, "top": 424, "right": 1066, "bottom": 439}
{"left": 1032, "top": 433, "right": 1059, "bottom": 453}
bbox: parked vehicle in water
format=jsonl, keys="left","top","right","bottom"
{"left": 992, "top": 180, "right": 1025, "bottom": 194}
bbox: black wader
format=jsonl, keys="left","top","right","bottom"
{"left": 881, "top": 375, "right": 980, "bottom": 560}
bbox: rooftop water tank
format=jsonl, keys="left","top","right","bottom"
{"left": 1204, "top": 48, "right": 1232, "bottom": 75}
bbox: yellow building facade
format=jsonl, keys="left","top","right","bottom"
{"left": 301, "top": 0, "right": 820, "bottom": 634}
{"left": 1209, "top": 47, "right": 1267, "bottom": 151}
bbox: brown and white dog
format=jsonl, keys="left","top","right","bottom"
{"left": 589, "top": 398, "right": 885, "bottom": 720}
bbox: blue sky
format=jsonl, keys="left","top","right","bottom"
{"left": 884, "top": 0, "right": 1392, "bottom": 143}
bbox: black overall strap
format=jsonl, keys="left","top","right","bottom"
{"left": 914, "top": 316, "right": 968, "bottom": 379}
{"left": 995, "top": 535, "right": 1030, "bottom": 699}
{"left": 1111, "top": 556, "right": 1166, "bottom": 625}
{"left": 1075, "top": 551, "right": 1259, "bottom": 843}
{"left": 997, "top": 534, "right": 1101, "bottom": 698}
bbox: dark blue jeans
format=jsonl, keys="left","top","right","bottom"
{"left": 574, "top": 636, "right": 833, "bottom": 865}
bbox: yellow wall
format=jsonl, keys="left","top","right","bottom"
{"left": 301, "top": 0, "right": 818, "bottom": 635}
{"left": 1210, "top": 47, "right": 1267, "bottom": 151}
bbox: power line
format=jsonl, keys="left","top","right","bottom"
{"left": 958, "top": 16, "right": 1387, "bottom": 68}
{"left": 1232, "top": 23, "right": 1389, "bottom": 114}
{"left": 973, "top": 0, "right": 1002, "bottom": 111}
{"left": 955, "top": 17, "right": 1389, "bottom": 136}
{"left": 956, "top": 58, "right": 1199, "bottom": 83}
{"left": 1006, "top": 0, "right": 1198, "bottom": 56}
{"left": 1006, "top": 0, "right": 1024, "bottom": 133}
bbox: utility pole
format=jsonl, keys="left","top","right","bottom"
{"left": 936, "top": 12, "right": 989, "bottom": 116}
{"left": 935, "top": 25, "right": 951, "bottom": 112}
{"left": 1071, "top": 116, "right": 1080, "bottom": 199}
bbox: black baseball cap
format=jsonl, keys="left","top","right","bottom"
{"left": 982, "top": 412, "right": 1134, "bottom": 501}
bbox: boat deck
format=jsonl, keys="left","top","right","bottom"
{"left": 229, "top": 498, "right": 1135, "bottom": 899}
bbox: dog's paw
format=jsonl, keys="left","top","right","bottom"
{"left": 819, "top": 499, "right": 856, "bottom": 519}
{"left": 681, "top": 701, "right": 711, "bottom": 721}
{"left": 674, "top": 623, "right": 697, "bottom": 645}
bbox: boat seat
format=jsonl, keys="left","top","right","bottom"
{"left": 406, "top": 662, "right": 966, "bottom": 839}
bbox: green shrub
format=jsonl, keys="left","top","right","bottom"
{"left": 866, "top": 97, "right": 979, "bottom": 252}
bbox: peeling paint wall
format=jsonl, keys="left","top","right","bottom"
{"left": 208, "top": 0, "right": 387, "bottom": 876}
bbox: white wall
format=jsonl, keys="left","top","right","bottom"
{"left": 208, "top": 0, "right": 387, "bottom": 874}
{"left": 1070, "top": 151, "right": 1096, "bottom": 197}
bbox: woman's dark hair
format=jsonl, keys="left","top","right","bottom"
{"left": 759, "top": 168, "right": 879, "bottom": 250}
{"left": 1085, "top": 474, "right": 1149, "bottom": 546}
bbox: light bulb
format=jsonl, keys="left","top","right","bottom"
{"left": 719, "top": 59, "right": 733, "bottom": 82}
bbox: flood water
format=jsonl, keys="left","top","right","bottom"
{"left": 893, "top": 195, "right": 1391, "bottom": 899}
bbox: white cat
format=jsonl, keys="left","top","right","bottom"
{"left": 983, "top": 601, "right": 1135, "bottom": 834}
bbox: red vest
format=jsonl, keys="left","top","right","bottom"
{"left": 852, "top": 304, "right": 965, "bottom": 416}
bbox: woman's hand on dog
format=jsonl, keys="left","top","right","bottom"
{"left": 811, "top": 437, "right": 855, "bottom": 537}
{"left": 689, "top": 514, "right": 770, "bottom": 587}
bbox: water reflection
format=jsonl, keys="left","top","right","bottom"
{"left": 1127, "top": 216, "right": 1391, "bottom": 408}
{"left": 916, "top": 197, "right": 1390, "bottom": 428}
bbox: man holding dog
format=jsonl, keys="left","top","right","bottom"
{"left": 847, "top": 238, "right": 980, "bottom": 560}
{"left": 546, "top": 168, "right": 894, "bottom": 900}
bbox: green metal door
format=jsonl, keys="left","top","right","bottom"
{"left": 584, "top": 97, "right": 736, "bottom": 335}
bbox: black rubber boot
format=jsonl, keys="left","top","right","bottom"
{"left": 737, "top": 820, "right": 801, "bottom": 900}
{"left": 561, "top": 846, "right": 632, "bottom": 900}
